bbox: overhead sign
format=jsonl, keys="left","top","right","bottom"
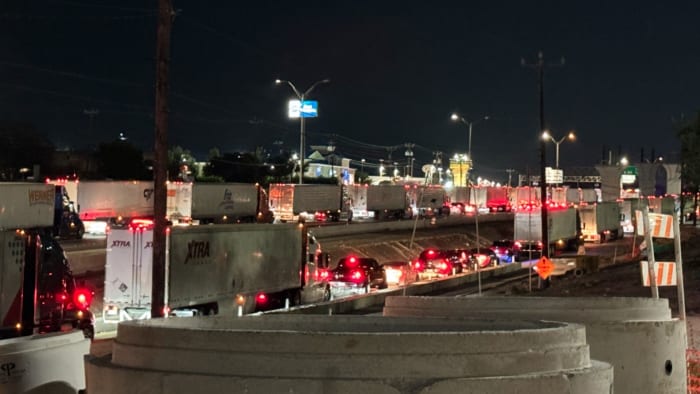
{"left": 545, "top": 167, "right": 563, "bottom": 184}
{"left": 536, "top": 256, "right": 554, "bottom": 279}
{"left": 288, "top": 100, "right": 318, "bottom": 118}
{"left": 640, "top": 261, "right": 677, "bottom": 286}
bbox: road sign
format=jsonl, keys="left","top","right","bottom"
{"left": 640, "top": 261, "right": 677, "bottom": 287}
{"left": 288, "top": 100, "right": 319, "bottom": 118}
{"left": 635, "top": 210, "right": 674, "bottom": 238}
{"left": 536, "top": 256, "right": 554, "bottom": 279}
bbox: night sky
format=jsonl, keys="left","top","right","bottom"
{"left": 2, "top": 1, "right": 699, "bottom": 182}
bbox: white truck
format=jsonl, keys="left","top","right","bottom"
{"left": 269, "top": 184, "right": 343, "bottom": 222}
{"left": 347, "top": 184, "right": 409, "bottom": 220}
{"left": 103, "top": 223, "right": 331, "bottom": 322}
{"left": 406, "top": 185, "right": 448, "bottom": 217}
{"left": 47, "top": 179, "right": 155, "bottom": 234}
{"left": 514, "top": 206, "right": 580, "bottom": 258}
{"left": 168, "top": 182, "right": 273, "bottom": 224}
{"left": 1, "top": 183, "right": 93, "bottom": 393}
{"left": 0, "top": 183, "right": 94, "bottom": 339}
{"left": 579, "top": 202, "right": 623, "bottom": 243}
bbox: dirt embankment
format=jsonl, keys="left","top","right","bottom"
{"left": 505, "top": 225, "right": 700, "bottom": 316}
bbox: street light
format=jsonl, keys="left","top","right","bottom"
{"left": 450, "top": 113, "right": 489, "bottom": 165}
{"left": 276, "top": 78, "right": 331, "bottom": 184}
{"left": 541, "top": 130, "right": 575, "bottom": 169}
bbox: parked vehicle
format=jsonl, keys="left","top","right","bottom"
{"left": 468, "top": 248, "right": 500, "bottom": 269}
{"left": 413, "top": 248, "right": 458, "bottom": 279}
{"left": 441, "top": 249, "right": 470, "bottom": 272}
{"left": 486, "top": 186, "right": 512, "bottom": 212}
{"left": 514, "top": 205, "right": 580, "bottom": 257}
{"left": 269, "top": 184, "right": 344, "bottom": 222}
{"left": 490, "top": 239, "right": 519, "bottom": 263}
{"left": 329, "top": 256, "right": 387, "bottom": 295}
{"left": 168, "top": 182, "right": 273, "bottom": 224}
{"left": 407, "top": 186, "right": 448, "bottom": 217}
{"left": 381, "top": 261, "right": 419, "bottom": 286}
{"left": 46, "top": 178, "right": 155, "bottom": 234}
{"left": 347, "top": 184, "right": 411, "bottom": 220}
{"left": 103, "top": 222, "right": 330, "bottom": 321}
{"left": 579, "top": 201, "right": 623, "bottom": 243}
{"left": 1, "top": 182, "right": 94, "bottom": 340}
{"left": 52, "top": 183, "right": 85, "bottom": 239}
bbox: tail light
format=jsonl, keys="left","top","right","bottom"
{"left": 56, "top": 292, "right": 68, "bottom": 303}
{"left": 318, "top": 269, "right": 330, "bottom": 280}
{"left": 130, "top": 218, "right": 155, "bottom": 230}
{"left": 350, "top": 269, "right": 365, "bottom": 283}
{"left": 73, "top": 288, "right": 92, "bottom": 309}
{"left": 255, "top": 293, "right": 268, "bottom": 305}
{"left": 346, "top": 256, "right": 359, "bottom": 267}
{"left": 414, "top": 260, "right": 423, "bottom": 271}
{"left": 437, "top": 260, "right": 450, "bottom": 273}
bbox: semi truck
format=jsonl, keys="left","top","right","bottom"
{"left": 406, "top": 185, "right": 448, "bottom": 217}
{"left": 1, "top": 183, "right": 94, "bottom": 340}
{"left": 347, "top": 184, "right": 410, "bottom": 220}
{"left": 486, "top": 186, "right": 512, "bottom": 212}
{"left": 103, "top": 222, "right": 331, "bottom": 322}
{"left": 47, "top": 178, "right": 155, "bottom": 234}
{"left": 269, "top": 184, "right": 343, "bottom": 222}
{"left": 514, "top": 206, "right": 580, "bottom": 258}
{"left": 168, "top": 182, "right": 273, "bottom": 224}
{"left": 579, "top": 201, "right": 623, "bottom": 243}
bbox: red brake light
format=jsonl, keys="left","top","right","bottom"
{"left": 414, "top": 261, "right": 423, "bottom": 271}
{"left": 256, "top": 293, "right": 268, "bottom": 304}
{"left": 319, "top": 269, "right": 330, "bottom": 280}
{"left": 130, "top": 218, "right": 154, "bottom": 230}
{"left": 73, "top": 288, "right": 92, "bottom": 308}
{"left": 350, "top": 270, "right": 365, "bottom": 282}
{"left": 346, "top": 256, "right": 358, "bottom": 267}
{"left": 427, "top": 250, "right": 435, "bottom": 256}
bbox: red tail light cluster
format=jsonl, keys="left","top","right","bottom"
{"left": 255, "top": 293, "right": 268, "bottom": 305}
{"left": 349, "top": 269, "right": 365, "bottom": 283}
{"left": 318, "top": 269, "right": 330, "bottom": 281}
{"left": 436, "top": 260, "right": 450, "bottom": 274}
{"left": 73, "top": 288, "right": 92, "bottom": 309}
{"left": 413, "top": 260, "right": 424, "bottom": 271}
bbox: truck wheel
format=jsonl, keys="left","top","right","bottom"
{"left": 76, "top": 224, "right": 85, "bottom": 240}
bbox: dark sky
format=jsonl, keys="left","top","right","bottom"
{"left": 2, "top": 1, "right": 699, "bottom": 182}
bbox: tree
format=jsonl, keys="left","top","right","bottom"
{"left": 0, "top": 122, "right": 54, "bottom": 180}
{"left": 95, "top": 140, "right": 149, "bottom": 180}
{"left": 677, "top": 111, "right": 700, "bottom": 225}
{"left": 167, "top": 145, "right": 196, "bottom": 181}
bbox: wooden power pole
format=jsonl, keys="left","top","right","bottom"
{"left": 152, "top": 0, "right": 174, "bottom": 319}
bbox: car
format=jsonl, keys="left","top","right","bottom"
{"left": 329, "top": 256, "right": 387, "bottom": 295}
{"left": 468, "top": 248, "right": 500, "bottom": 270}
{"left": 381, "top": 261, "right": 419, "bottom": 286}
{"left": 490, "top": 239, "right": 520, "bottom": 263}
{"left": 413, "top": 248, "right": 459, "bottom": 279}
{"left": 441, "top": 249, "right": 470, "bottom": 272}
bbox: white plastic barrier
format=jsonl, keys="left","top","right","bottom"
{"left": 0, "top": 330, "right": 90, "bottom": 394}
{"left": 86, "top": 314, "right": 612, "bottom": 394}
{"left": 384, "top": 296, "right": 686, "bottom": 394}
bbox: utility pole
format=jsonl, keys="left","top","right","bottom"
{"left": 506, "top": 168, "right": 515, "bottom": 187}
{"left": 522, "top": 51, "right": 564, "bottom": 288}
{"left": 152, "top": 0, "right": 174, "bottom": 319}
{"left": 83, "top": 108, "right": 99, "bottom": 134}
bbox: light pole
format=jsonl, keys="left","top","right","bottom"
{"left": 542, "top": 130, "right": 575, "bottom": 169}
{"left": 450, "top": 113, "right": 489, "bottom": 167}
{"left": 276, "top": 78, "right": 330, "bottom": 184}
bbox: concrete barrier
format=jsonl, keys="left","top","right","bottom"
{"left": 384, "top": 296, "right": 686, "bottom": 394}
{"left": 86, "top": 314, "right": 612, "bottom": 393}
{"left": 0, "top": 330, "right": 90, "bottom": 394}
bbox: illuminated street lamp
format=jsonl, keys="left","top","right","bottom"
{"left": 450, "top": 113, "right": 489, "bottom": 165}
{"left": 541, "top": 130, "right": 575, "bottom": 169}
{"left": 276, "top": 78, "right": 330, "bottom": 184}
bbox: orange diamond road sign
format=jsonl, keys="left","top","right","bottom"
{"left": 536, "top": 256, "right": 554, "bottom": 279}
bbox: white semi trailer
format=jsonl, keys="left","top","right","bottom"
{"left": 579, "top": 201, "right": 623, "bottom": 243}
{"left": 103, "top": 223, "right": 331, "bottom": 322}
{"left": 514, "top": 206, "right": 580, "bottom": 257}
